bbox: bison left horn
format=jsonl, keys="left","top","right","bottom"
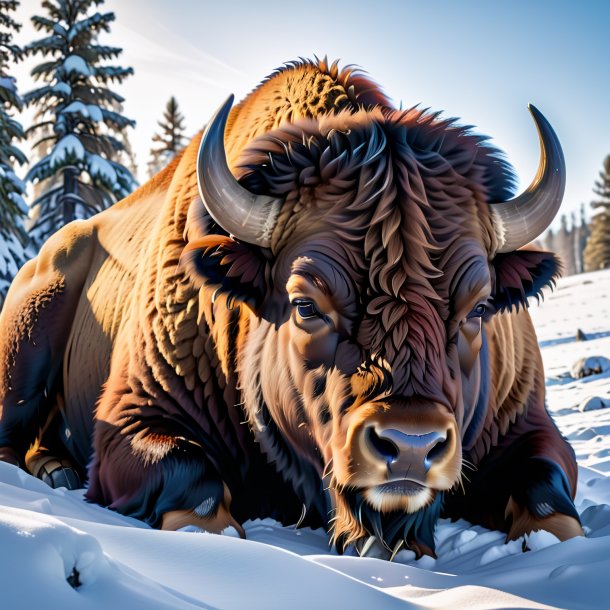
{"left": 489, "top": 104, "right": 565, "bottom": 253}
{"left": 196, "top": 95, "right": 282, "bottom": 248}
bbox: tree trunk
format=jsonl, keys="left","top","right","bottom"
{"left": 63, "top": 167, "right": 77, "bottom": 225}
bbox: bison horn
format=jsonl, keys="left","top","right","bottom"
{"left": 489, "top": 104, "right": 565, "bottom": 253}
{"left": 196, "top": 94, "right": 282, "bottom": 248}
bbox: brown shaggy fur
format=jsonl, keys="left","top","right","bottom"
{"left": 0, "top": 58, "right": 581, "bottom": 555}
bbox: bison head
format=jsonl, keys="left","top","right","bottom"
{"left": 183, "top": 94, "right": 563, "bottom": 556}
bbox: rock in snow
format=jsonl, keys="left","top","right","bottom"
{"left": 571, "top": 355, "right": 610, "bottom": 379}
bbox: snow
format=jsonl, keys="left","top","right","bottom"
{"left": 62, "top": 101, "right": 104, "bottom": 123}
{"left": 0, "top": 76, "right": 18, "bottom": 94}
{"left": 63, "top": 101, "right": 90, "bottom": 118}
{"left": 4, "top": 169, "right": 27, "bottom": 196}
{"left": 2, "top": 269, "right": 610, "bottom": 608}
{"left": 52, "top": 82, "right": 72, "bottom": 97}
{"left": 49, "top": 134, "right": 86, "bottom": 168}
{"left": 8, "top": 191, "right": 28, "bottom": 216}
{"left": 530, "top": 270, "right": 610, "bottom": 474}
{"left": 578, "top": 396, "right": 610, "bottom": 412}
{"left": 62, "top": 55, "right": 91, "bottom": 77}
{"left": 52, "top": 23, "right": 67, "bottom": 37}
{"left": 87, "top": 105, "right": 103, "bottom": 123}
{"left": 87, "top": 154, "right": 117, "bottom": 186}
{"left": 0, "top": 229, "right": 27, "bottom": 301}
{"left": 0, "top": 239, "right": 20, "bottom": 277}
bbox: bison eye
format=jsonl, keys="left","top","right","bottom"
{"left": 468, "top": 303, "right": 488, "bottom": 319}
{"left": 293, "top": 299, "right": 321, "bottom": 319}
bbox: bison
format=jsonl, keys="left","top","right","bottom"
{"left": 0, "top": 58, "right": 583, "bottom": 557}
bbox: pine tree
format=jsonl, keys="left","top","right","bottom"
{"left": 117, "top": 127, "right": 138, "bottom": 182}
{"left": 108, "top": 94, "right": 138, "bottom": 182}
{"left": 574, "top": 204, "right": 589, "bottom": 274}
{"left": 569, "top": 212, "right": 578, "bottom": 275}
{"left": 24, "top": 0, "right": 136, "bottom": 249}
{"left": 147, "top": 96, "right": 187, "bottom": 178}
{"left": 541, "top": 227, "right": 555, "bottom": 253}
{"left": 556, "top": 214, "right": 576, "bottom": 276}
{"left": 0, "top": 0, "right": 29, "bottom": 309}
{"left": 584, "top": 156, "right": 610, "bottom": 272}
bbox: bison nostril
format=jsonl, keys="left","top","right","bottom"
{"left": 425, "top": 429, "right": 452, "bottom": 467}
{"left": 365, "top": 426, "right": 400, "bottom": 463}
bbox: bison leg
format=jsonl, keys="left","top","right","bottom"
{"left": 29, "top": 456, "right": 82, "bottom": 490}
{"left": 499, "top": 402, "right": 584, "bottom": 541}
{"left": 504, "top": 456, "right": 583, "bottom": 542}
{"left": 161, "top": 484, "right": 246, "bottom": 537}
{"left": 452, "top": 405, "right": 584, "bottom": 541}
{"left": 87, "top": 424, "right": 243, "bottom": 535}
{"left": 0, "top": 222, "right": 94, "bottom": 468}
{"left": 25, "top": 404, "right": 83, "bottom": 490}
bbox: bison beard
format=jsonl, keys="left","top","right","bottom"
{"left": 0, "top": 58, "right": 583, "bottom": 557}
{"left": 335, "top": 490, "right": 444, "bottom": 558}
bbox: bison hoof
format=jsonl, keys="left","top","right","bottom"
{"left": 355, "top": 535, "right": 435, "bottom": 561}
{"left": 161, "top": 500, "right": 246, "bottom": 538}
{"left": 39, "top": 459, "right": 82, "bottom": 490}
{"left": 505, "top": 497, "right": 584, "bottom": 541}
{"left": 356, "top": 535, "right": 391, "bottom": 559}
{"left": 504, "top": 457, "right": 583, "bottom": 542}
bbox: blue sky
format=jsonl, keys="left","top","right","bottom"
{"left": 16, "top": 0, "right": 610, "bottom": 227}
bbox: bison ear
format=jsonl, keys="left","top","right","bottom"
{"left": 181, "top": 235, "right": 270, "bottom": 311}
{"left": 491, "top": 249, "right": 562, "bottom": 313}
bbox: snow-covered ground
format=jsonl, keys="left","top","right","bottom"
{"left": 2, "top": 270, "right": 610, "bottom": 609}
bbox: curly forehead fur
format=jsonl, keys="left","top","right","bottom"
{"left": 237, "top": 98, "right": 516, "bottom": 393}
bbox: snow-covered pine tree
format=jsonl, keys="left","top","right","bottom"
{"left": 147, "top": 96, "right": 187, "bottom": 178}
{"left": 0, "top": 0, "right": 29, "bottom": 309}
{"left": 117, "top": 127, "right": 138, "bottom": 183}
{"left": 540, "top": 227, "right": 555, "bottom": 254}
{"left": 569, "top": 212, "right": 579, "bottom": 275}
{"left": 556, "top": 214, "right": 576, "bottom": 276}
{"left": 574, "top": 204, "right": 589, "bottom": 274}
{"left": 24, "top": 0, "right": 136, "bottom": 249}
{"left": 107, "top": 94, "right": 138, "bottom": 183}
{"left": 584, "top": 156, "right": 610, "bottom": 272}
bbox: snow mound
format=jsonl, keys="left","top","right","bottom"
{"left": 579, "top": 396, "right": 610, "bottom": 412}
{"left": 0, "top": 503, "right": 205, "bottom": 610}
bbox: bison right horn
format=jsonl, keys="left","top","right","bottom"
{"left": 489, "top": 104, "right": 566, "bottom": 253}
{"left": 196, "top": 95, "right": 282, "bottom": 248}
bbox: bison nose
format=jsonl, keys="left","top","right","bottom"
{"left": 364, "top": 426, "right": 450, "bottom": 481}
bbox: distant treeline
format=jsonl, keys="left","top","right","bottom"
{"left": 540, "top": 155, "right": 610, "bottom": 276}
